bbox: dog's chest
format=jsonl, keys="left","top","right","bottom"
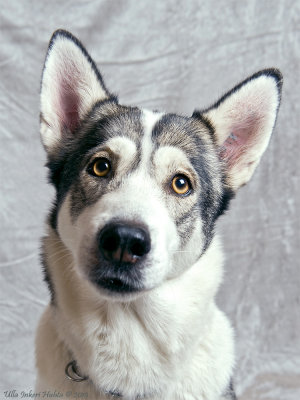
{"left": 68, "top": 305, "right": 181, "bottom": 398}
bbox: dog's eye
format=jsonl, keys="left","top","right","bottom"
{"left": 89, "top": 158, "right": 111, "bottom": 177}
{"left": 171, "top": 175, "right": 191, "bottom": 196}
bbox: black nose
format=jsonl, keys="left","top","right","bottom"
{"left": 98, "top": 223, "right": 151, "bottom": 264}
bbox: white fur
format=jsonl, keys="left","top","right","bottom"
{"left": 140, "top": 109, "right": 163, "bottom": 168}
{"left": 36, "top": 228, "right": 234, "bottom": 400}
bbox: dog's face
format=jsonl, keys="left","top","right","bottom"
{"left": 40, "top": 30, "right": 281, "bottom": 299}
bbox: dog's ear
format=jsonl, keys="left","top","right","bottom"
{"left": 197, "top": 70, "right": 282, "bottom": 191}
{"left": 40, "top": 29, "right": 112, "bottom": 153}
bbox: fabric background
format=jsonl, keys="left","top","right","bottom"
{"left": 0, "top": 1, "right": 299, "bottom": 399}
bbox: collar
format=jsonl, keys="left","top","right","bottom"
{"left": 65, "top": 360, "right": 148, "bottom": 399}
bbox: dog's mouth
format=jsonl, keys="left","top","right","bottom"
{"left": 94, "top": 276, "right": 143, "bottom": 294}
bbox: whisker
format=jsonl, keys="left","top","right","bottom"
{"left": 46, "top": 249, "right": 72, "bottom": 265}
{"left": 46, "top": 248, "right": 70, "bottom": 259}
{"left": 173, "top": 250, "right": 194, "bottom": 254}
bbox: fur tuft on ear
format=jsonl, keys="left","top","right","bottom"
{"left": 40, "top": 29, "right": 112, "bottom": 152}
{"left": 197, "top": 69, "right": 282, "bottom": 190}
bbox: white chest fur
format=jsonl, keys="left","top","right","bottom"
{"left": 36, "top": 231, "right": 234, "bottom": 400}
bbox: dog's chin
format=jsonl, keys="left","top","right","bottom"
{"left": 88, "top": 274, "right": 149, "bottom": 301}
{"left": 97, "top": 277, "right": 143, "bottom": 293}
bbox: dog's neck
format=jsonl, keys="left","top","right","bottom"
{"left": 43, "top": 226, "right": 224, "bottom": 397}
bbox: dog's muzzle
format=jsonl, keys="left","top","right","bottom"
{"left": 90, "top": 222, "right": 151, "bottom": 294}
{"left": 99, "top": 223, "right": 151, "bottom": 264}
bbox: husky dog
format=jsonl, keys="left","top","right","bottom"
{"left": 35, "top": 30, "right": 282, "bottom": 400}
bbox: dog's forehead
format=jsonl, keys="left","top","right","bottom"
{"left": 91, "top": 106, "right": 211, "bottom": 162}
{"left": 90, "top": 105, "right": 144, "bottom": 144}
{"left": 150, "top": 112, "right": 212, "bottom": 159}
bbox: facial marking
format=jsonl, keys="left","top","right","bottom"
{"left": 140, "top": 109, "right": 164, "bottom": 170}
{"left": 99, "top": 136, "right": 138, "bottom": 175}
{"left": 152, "top": 145, "right": 202, "bottom": 244}
{"left": 153, "top": 146, "right": 199, "bottom": 190}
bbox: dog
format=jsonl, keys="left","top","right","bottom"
{"left": 35, "top": 29, "right": 282, "bottom": 400}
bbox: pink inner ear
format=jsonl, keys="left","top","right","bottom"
{"left": 219, "top": 114, "right": 261, "bottom": 166}
{"left": 57, "top": 75, "right": 80, "bottom": 134}
{"left": 219, "top": 131, "right": 245, "bottom": 166}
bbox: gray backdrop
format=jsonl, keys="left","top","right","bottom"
{"left": 0, "top": 1, "right": 299, "bottom": 399}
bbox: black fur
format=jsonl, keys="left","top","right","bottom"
{"left": 191, "top": 111, "right": 215, "bottom": 140}
{"left": 223, "top": 378, "right": 237, "bottom": 399}
{"left": 216, "top": 185, "right": 235, "bottom": 219}
{"left": 40, "top": 238, "right": 55, "bottom": 304}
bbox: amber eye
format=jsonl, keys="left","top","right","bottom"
{"left": 90, "top": 158, "right": 111, "bottom": 177}
{"left": 171, "top": 175, "right": 191, "bottom": 195}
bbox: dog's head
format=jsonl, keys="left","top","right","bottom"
{"left": 40, "top": 30, "right": 282, "bottom": 299}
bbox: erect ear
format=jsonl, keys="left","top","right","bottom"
{"left": 198, "top": 69, "right": 282, "bottom": 191}
{"left": 40, "top": 29, "right": 113, "bottom": 153}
